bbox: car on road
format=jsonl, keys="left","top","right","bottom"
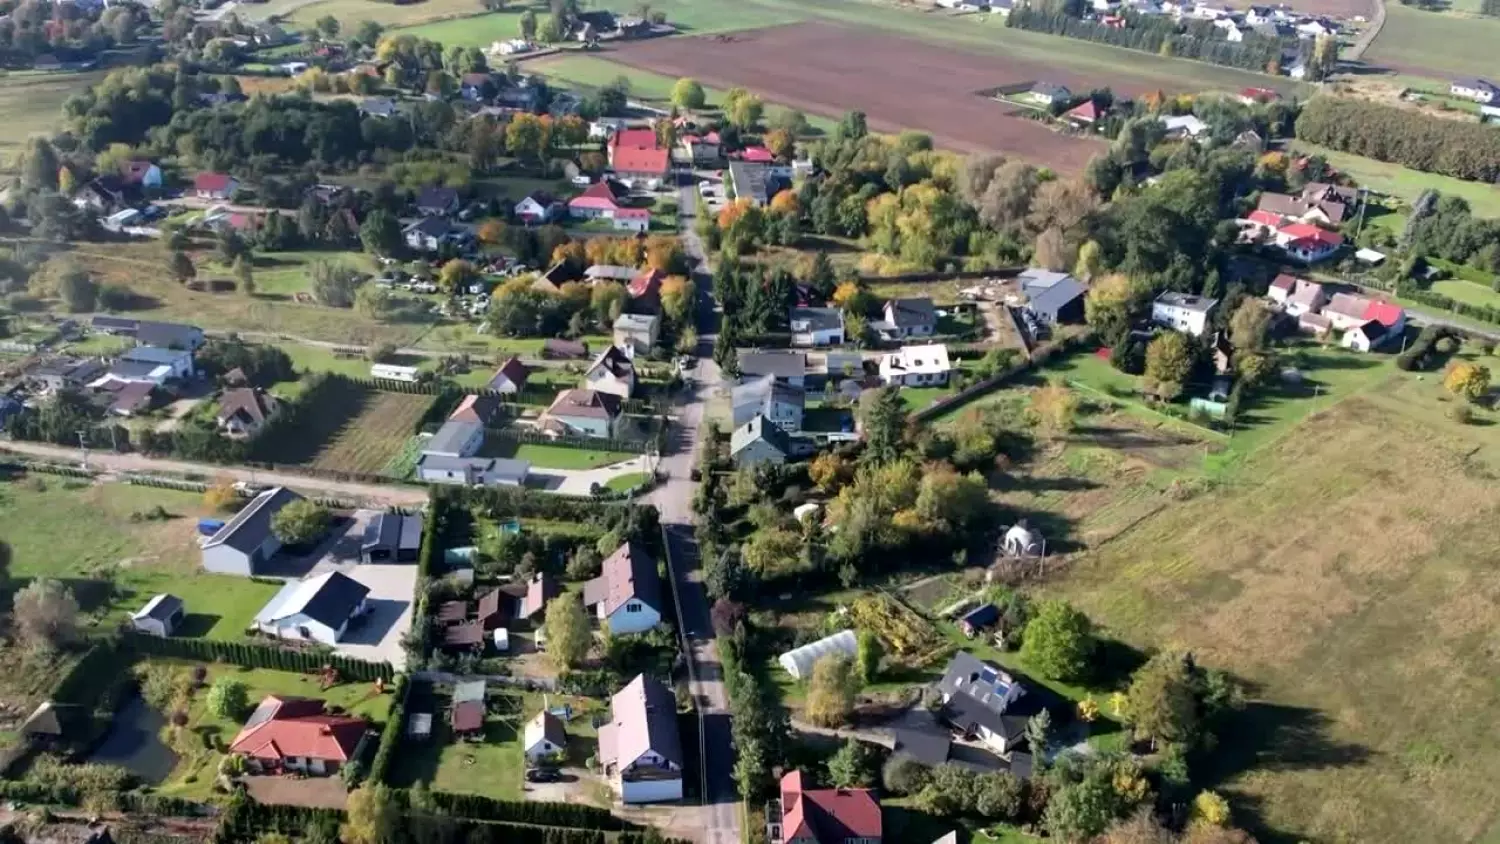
{"left": 525, "top": 768, "right": 561, "bottom": 783}
{"left": 678, "top": 356, "right": 695, "bottom": 370}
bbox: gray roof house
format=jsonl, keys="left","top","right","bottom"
{"left": 130, "top": 594, "right": 184, "bottom": 637}
{"left": 730, "top": 414, "right": 793, "bottom": 468}
{"left": 728, "top": 160, "right": 776, "bottom": 206}
{"left": 583, "top": 541, "right": 664, "bottom": 635}
{"left": 732, "top": 374, "right": 804, "bottom": 431}
{"left": 789, "top": 307, "right": 846, "bottom": 347}
{"left": 253, "top": 571, "right": 370, "bottom": 647}
{"left": 541, "top": 388, "right": 623, "bottom": 439}
{"left": 937, "top": 651, "right": 1031, "bottom": 754}
{"left": 134, "top": 320, "right": 204, "bottom": 351}
{"left": 737, "top": 350, "right": 807, "bottom": 387}
{"left": 361, "top": 512, "right": 424, "bottom": 563}
{"left": 1019, "top": 269, "right": 1087, "bottom": 324}
{"left": 875, "top": 297, "right": 937, "bottom": 340}
{"left": 201, "top": 487, "right": 305, "bottom": 577}
{"left": 417, "top": 455, "right": 531, "bottom": 487}
{"left": 424, "top": 419, "right": 485, "bottom": 459}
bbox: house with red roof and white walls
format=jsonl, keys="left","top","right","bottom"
{"left": 768, "top": 770, "right": 883, "bottom": 844}
{"left": 228, "top": 696, "right": 369, "bottom": 776}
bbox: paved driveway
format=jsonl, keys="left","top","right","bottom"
{"left": 327, "top": 563, "right": 416, "bottom": 670}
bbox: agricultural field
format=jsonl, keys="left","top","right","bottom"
{"left": 0, "top": 70, "right": 106, "bottom": 169}
{"left": 708, "top": 0, "right": 1304, "bottom": 94}
{"left": 604, "top": 22, "right": 1107, "bottom": 171}
{"left": 1365, "top": 4, "right": 1500, "bottom": 81}
{"left": 302, "top": 390, "right": 437, "bottom": 475}
{"left": 1294, "top": 142, "right": 1500, "bottom": 219}
{"left": 279, "top": 0, "right": 507, "bottom": 29}
{"left": 144, "top": 662, "right": 393, "bottom": 801}
{"left": 0, "top": 476, "right": 282, "bottom": 640}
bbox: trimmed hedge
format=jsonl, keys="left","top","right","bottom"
{"left": 122, "top": 632, "right": 393, "bottom": 681}
{"left": 367, "top": 673, "right": 410, "bottom": 785}
{"left": 423, "top": 792, "right": 627, "bottom": 830}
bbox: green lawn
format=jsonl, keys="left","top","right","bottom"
{"left": 1294, "top": 142, "right": 1500, "bottom": 219}
{"left": 1366, "top": 3, "right": 1500, "bottom": 82}
{"left": 0, "top": 70, "right": 107, "bottom": 169}
{"left": 153, "top": 662, "right": 394, "bottom": 801}
{"left": 1431, "top": 278, "right": 1500, "bottom": 308}
{"left": 282, "top": 0, "right": 508, "bottom": 28}
{"left": 0, "top": 478, "right": 282, "bottom": 640}
{"left": 604, "top": 471, "right": 650, "bottom": 491}
{"left": 528, "top": 55, "right": 840, "bottom": 136}
{"left": 392, "top": 8, "right": 530, "bottom": 46}
{"left": 62, "top": 333, "right": 133, "bottom": 356}
{"left": 483, "top": 440, "right": 638, "bottom": 470}
{"left": 200, "top": 249, "right": 377, "bottom": 298}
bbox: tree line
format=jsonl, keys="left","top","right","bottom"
{"left": 1006, "top": 5, "right": 1294, "bottom": 76}
{"left": 1294, "top": 96, "right": 1500, "bottom": 184}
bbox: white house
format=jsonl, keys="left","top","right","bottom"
{"left": 1322, "top": 293, "right": 1374, "bottom": 332}
{"left": 120, "top": 346, "right": 194, "bottom": 379}
{"left": 515, "top": 192, "right": 562, "bottom": 223}
{"left": 252, "top": 571, "right": 370, "bottom": 646}
{"left": 201, "top": 487, "right": 305, "bottom": 576}
{"left": 523, "top": 711, "right": 567, "bottom": 761}
{"left": 601, "top": 675, "right": 683, "bottom": 804}
{"left": 732, "top": 373, "right": 804, "bottom": 431}
{"left": 584, "top": 346, "right": 636, "bottom": 398}
{"left": 371, "top": 363, "right": 422, "bottom": 383}
{"left": 1341, "top": 320, "right": 1389, "bottom": 353}
{"left": 583, "top": 541, "right": 664, "bottom": 635}
{"left": 879, "top": 343, "right": 953, "bottom": 387}
{"left": 613, "top": 313, "right": 660, "bottom": 354}
{"left": 540, "top": 388, "right": 623, "bottom": 439}
{"left": 1151, "top": 291, "right": 1218, "bottom": 336}
{"left": 777, "top": 629, "right": 858, "bottom": 680}
{"left": 789, "top": 307, "right": 846, "bottom": 347}
{"left": 1159, "top": 114, "right": 1209, "bottom": 139}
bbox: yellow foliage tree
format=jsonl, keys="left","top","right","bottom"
{"left": 1077, "top": 697, "right": 1100, "bottom": 723}
{"left": 763, "top": 128, "right": 795, "bottom": 161}
{"left": 551, "top": 241, "right": 586, "bottom": 271}
{"left": 203, "top": 477, "right": 239, "bottom": 513}
{"left": 804, "top": 654, "right": 858, "bottom": 728}
{"left": 643, "top": 236, "right": 683, "bottom": 272}
{"left": 769, "top": 190, "right": 799, "bottom": 217}
{"left": 717, "top": 197, "right": 755, "bottom": 229}
{"left": 476, "top": 219, "right": 507, "bottom": 245}
{"left": 1190, "top": 791, "right": 1232, "bottom": 828}
{"left": 1444, "top": 362, "right": 1490, "bottom": 402}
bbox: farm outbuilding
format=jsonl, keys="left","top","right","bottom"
{"left": 130, "top": 594, "right": 185, "bottom": 637}
{"left": 777, "top": 629, "right": 858, "bottom": 680}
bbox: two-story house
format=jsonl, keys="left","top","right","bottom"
{"left": 583, "top": 345, "right": 637, "bottom": 398}
{"left": 789, "top": 307, "right": 846, "bottom": 347}
{"left": 583, "top": 541, "right": 665, "bottom": 635}
{"left": 873, "top": 298, "right": 937, "bottom": 341}
{"left": 1150, "top": 292, "right": 1218, "bottom": 336}
{"left": 599, "top": 674, "right": 682, "bottom": 803}
{"left": 768, "top": 770, "right": 882, "bottom": 844}
{"left": 732, "top": 373, "right": 805, "bottom": 432}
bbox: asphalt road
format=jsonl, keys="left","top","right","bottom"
{"left": 642, "top": 171, "right": 741, "bottom": 844}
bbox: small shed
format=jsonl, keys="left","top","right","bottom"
{"left": 130, "top": 593, "right": 185, "bottom": 637}
{"left": 452, "top": 700, "right": 485, "bottom": 736}
{"left": 444, "top": 620, "right": 484, "bottom": 651}
{"left": 959, "top": 603, "right": 1000, "bottom": 638}
{"left": 777, "top": 629, "right": 858, "bottom": 681}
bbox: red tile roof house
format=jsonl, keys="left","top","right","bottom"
{"left": 598, "top": 674, "right": 683, "bottom": 803}
{"left": 568, "top": 180, "right": 651, "bottom": 233}
{"left": 628, "top": 268, "right": 664, "bottom": 313}
{"left": 193, "top": 172, "right": 239, "bottom": 200}
{"left": 1064, "top": 100, "right": 1102, "bottom": 125}
{"left": 608, "top": 128, "right": 671, "bottom": 188}
{"left": 228, "top": 696, "right": 370, "bottom": 776}
{"left": 768, "top": 770, "right": 883, "bottom": 844}
{"left": 1273, "top": 222, "right": 1344, "bottom": 264}
{"left": 1362, "top": 299, "right": 1406, "bottom": 335}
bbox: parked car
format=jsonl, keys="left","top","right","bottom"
{"left": 525, "top": 768, "right": 561, "bottom": 783}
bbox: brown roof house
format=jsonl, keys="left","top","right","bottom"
{"left": 487, "top": 356, "right": 531, "bottom": 394}
{"left": 541, "top": 388, "right": 623, "bottom": 439}
{"left": 1256, "top": 182, "right": 1358, "bottom": 226}
{"left": 598, "top": 674, "right": 683, "bottom": 803}
{"left": 583, "top": 541, "right": 664, "bottom": 635}
{"left": 229, "top": 696, "right": 369, "bottom": 775}
{"left": 518, "top": 572, "right": 561, "bottom": 622}
{"left": 217, "top": 388, "right": 280, "bottom": 439}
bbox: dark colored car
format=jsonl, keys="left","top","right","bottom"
{"left": 525, "top": 768, "right": 561, "bottom": 783}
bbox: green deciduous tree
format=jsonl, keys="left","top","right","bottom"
{"left": 1020, "top": 599, "right": 1095, "bottom": 682}
{"left": 1143, "top": 331, "right": 1192, "bottom": 401}
{"left": 206, "top": 677, "right": 249, "bottom": 719}
{"left": 270, "top": 499, "right": 331, "bottom": 546}
{"left": 670, "top": 77, "right": 706, "bottom": 110}
{"left": 1125, "top": 651, "right": 1200, "bottom": 750}
{"left": 543, "top": 596, "right": 591, "bottom": 670}
{"left": 826, "top": 738, "right": 877, "bottom": 788}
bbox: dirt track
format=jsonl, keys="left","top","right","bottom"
{"left": 606, "top": 21, "right": 1110, "bottom": 173}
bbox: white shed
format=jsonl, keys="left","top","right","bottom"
{"left": 777, "top": 629, "right": 858, "bottom": 680}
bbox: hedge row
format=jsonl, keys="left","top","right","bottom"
{"left": 122, "top": 632, "right": 394, "bottom": 681}
{"left": 367, "top": 674, "right": 411, "bottom": 785}
{"left": 422, "top": 791, "right": 627, "bottom": 830}
{"left": 0, "top": 781, "right": 201, "bottom": 816}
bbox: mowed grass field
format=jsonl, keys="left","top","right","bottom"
{"left": 0, "top": 477, "right": 282, "bottom": 640}
{"left": 1030, "top": 362, "right": 1500, "bottom": 843}
{"left": 280, "top": 0, "right": 500, "bottom": 29}
{"left": 307, "top": 390, "right": 437, "bottom": 474}
{"left": 0, "top": 71, "right": 107, "bottom": 169}
{"left": 1365, "top": 4, "right": 1500, "bottom": 81}
{"left": 1294, "top": 142, "right": 1500, "bottom": 219}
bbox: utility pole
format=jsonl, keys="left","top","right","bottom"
{"left": 76, "top": 429, "right": 89, "bottom": 470}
